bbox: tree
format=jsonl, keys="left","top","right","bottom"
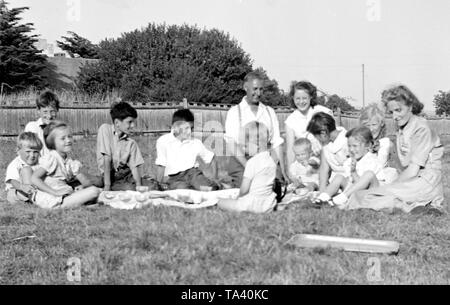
{"left": 56, "top": 31, "right": 100, "bottom": 59}
{"left": 433, "top": 90, "right": 450, "bottom": 116}
{"left": 0, "top": 1, "right": 47, "bottom": 91}
{"left": 317, "top": 94, "right": 356, "bottom": 112}
{"left": 254, "top": 67, "right": 288, "bottom": 106}
{"left": 77, "top": 23, "right": 254, "bottom": 104}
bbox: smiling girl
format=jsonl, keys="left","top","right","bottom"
{"left": 31, "top": 121, "right": 101, "bottom": 209}
{"left": 285, "top": 81, "right": 333, "bottom": 167}
{"left": 315, "top": 126, "right": 387, "bottom": 206}
{"left": 347, "top": 85, "right": 445, "bottom": 214}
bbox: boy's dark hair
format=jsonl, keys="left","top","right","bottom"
{"left": 36, "top": 90, "right": 60, "bottom": 110}
{"left": 17, "top": 132, "right": 43, "bottom": 150}
{"left": 306, "top": 112, "right": 336, "bottom": 135}
{"left": 110, "top": 102, "right": 138, "bottom": 122}
{"left": 172, "top": 109, "right": 194, "bottom": 125}
{"left": 43, "top": 121, "right": 69, "bottom": 150}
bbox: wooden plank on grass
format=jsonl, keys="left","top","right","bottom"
{"left": 286, "top": 234, "right": 399, "bottom": 254}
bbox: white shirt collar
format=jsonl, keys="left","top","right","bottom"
{"left": 111, "top": 125, "right": 128, "bottom": 140}
{"left": 240, "top": 96, "right": 266, "bottom": 111}
{"left": 326, "top": 127, "right": 347, "bottom": 154}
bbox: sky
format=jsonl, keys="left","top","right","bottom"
{"left": 7, "top": 0, "right": 450, "bottom": 111}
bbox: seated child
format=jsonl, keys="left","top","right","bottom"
{"left": 288, "top": 138, "right": 320, "bottom": 193}
{"left": 307, "top": 112, "right": 349, "bottom": 195}
{"left": 155, "top": 109, "right": 219, "bottom": 191}
{"left": 25, "top": 90, "right": 60, "bottom": 156}
{"left": 5, "top": 132, "right": 42, "bottom": 204}
{"left": 31, "top": 122, "right": 101, "bottom": 209}
{"left": 97, "top": 102, "right": 152, "bottom": 191}
{"left": 218, "top": 121, "right": 277, "bottom": 213}
{"left": 359, "top": 104, "right": 399, "bottom": 183}
{"left": 315, "top": 126, "right": 389, "bottom": 207}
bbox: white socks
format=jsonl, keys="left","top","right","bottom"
{"left": 332, "top": 193, "right": 349, "bottom": 207}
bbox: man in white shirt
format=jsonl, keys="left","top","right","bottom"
{"left": 224, "top": 72, "right": 287, "bottom": 187}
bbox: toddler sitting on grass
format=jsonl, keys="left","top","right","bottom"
{"left": 288, "top": 138, "right": 319, "bottom": 195}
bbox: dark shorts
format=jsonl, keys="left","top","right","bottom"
{"left": 167, "top": 168, "right": 219, "bottom": 191}
{"left": 97, "top": 167, "right": 160, "bottom": 191}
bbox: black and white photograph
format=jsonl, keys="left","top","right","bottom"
{"left": 0, "top": 0, "right": 449, "bottom": 289}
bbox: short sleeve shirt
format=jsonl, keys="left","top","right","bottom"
{"left": 224, "top": 97, "right": 284, "bottom": 148}
{"left": 397, "top": 116, "right": 443, "bottom": 171}
{"left": 5, "top": 156, "right": 39, "bottom": 190}
{"left": 155, "top": 133, "right": 214, "bottom": 176}
{"left": 24, "top": 118, "right": 49, "bottom": 156}
{"left": 243, "top": 151, "right": 277, "bottom": 197}
{"left": 323, "top": 127, "right": 349, "bottom": 174}
{"left": 289, "top": 158, "right": 320, "bottom": 184}
{"left": 343, "top": 152, "right": 382, "bottom": 181}
{"left": 285, "top": 105, "right": 334, "bottom": 139}
{"left": 96, "top": 124, "right": 144, "bottom": 174}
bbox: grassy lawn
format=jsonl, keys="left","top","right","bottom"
{"left": 0, "top": 135, "right": 449, "bottom": 284}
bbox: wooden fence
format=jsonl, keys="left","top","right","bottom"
{"left": 2, "top": 100, "right": 450, "bottom": 137}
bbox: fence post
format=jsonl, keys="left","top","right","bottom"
{"left": 183, "top": 98, "right": 188, "bottom": 109}
{"left": 337, "top": 107, "right": 342, "bottom": 126}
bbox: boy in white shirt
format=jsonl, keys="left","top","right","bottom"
{"left": 5, "top": 132, "right": 42, "bottom": 204}
{"left": 155, "top": 109, "right": 219, "bottom": 191}
{"left": 288, "top": 138, "right": 320, "bottom": 193}
{"left": 24, "top": 90, "right": 60, "bottom": 156}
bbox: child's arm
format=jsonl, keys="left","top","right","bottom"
{"left": 272, "top": 145, "right": 289, "bottom": 183}
{"left": 103, "top": 156, "right": 112, "bottom": 191}
{"left": 207, "top": 156, "right": 218, "bottom": 180}
{"left": 318, "top": 150, "right": 330, "bottom": 192}
{"left": 75, "top": 173, "right": 93, "bottom": 188}
{"left": 9, "top": 179, "right": 35, "bottom": 195}
{"left": 31, "top": 168, "right": 72, "bottom": 197}
{"left": 132, "top": 165, "right": 143, "bottom": 188}
{"left": 350, "top": 158, "right": 359, "bottom": 182}
{"left": 156, "top": 165, "right": 166, "bottom": 183}
{"left": 239, "top": 177, "right": 252, "bottom": 197}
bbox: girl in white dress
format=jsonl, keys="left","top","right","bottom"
{"left": 31, "top": 121, "right": 102, "bottom": 209}
{"left": 285, "top": 81, "right": 333, "bottom": 168}
{"left": 359, "top": 104, "right": 398, "bottom": 184}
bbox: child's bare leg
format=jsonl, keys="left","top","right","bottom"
{"left": 304, "top": 182, "right": 318, "bottom": 192}
{"left": 343, "top": 171, "right": 379, "bottom": 197}
{"left": 217, "top": 199, "right": 241, "bottom": 212}
{"left": 324, "top": 175, "right": 348, "bottom": 197}
{"left": 59, "top": 187, "right": 101, "bottom": 209}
